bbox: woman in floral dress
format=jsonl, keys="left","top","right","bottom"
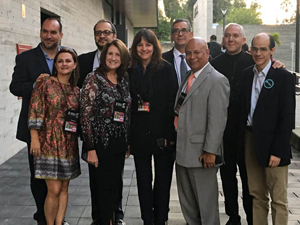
{"left": 28, "top": 48, "right": 81, "bottom": 225}
{"left": 80, "top": 39, "right": 131, "bottom": 225}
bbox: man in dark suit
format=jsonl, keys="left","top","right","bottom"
{"left": 10, "top": 18, "right": 64, "bottom": 225}
{"left": 207, "top": 34, "right": 222, "bottom": 59}
{"left": 162, "top": 18, "right": 193, "bottom": 86}
{"left": 239, "top": 33, "right": 295, "bottom": 225}
{"left": 77, "top": 19, "right": 116, "bottom": 88}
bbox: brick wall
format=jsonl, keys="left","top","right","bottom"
{"left": 0, "top": 0, "right": 108, "bottom": 164}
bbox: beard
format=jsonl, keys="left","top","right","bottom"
{"left": 96, "top": 41, "right": 105, "bottom": 51}
{"left": 41, "top": 40, "right": 59, "bottom": 50}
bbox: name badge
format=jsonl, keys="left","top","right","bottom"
{"left": 64, "top": 109, "right": 79, "bottom": 133}
{"left": 138, "top": 102, "right": 150, "bottom": 112}
{"left": 113, "top": 100, "right": 127, "bottom": 123}
{"left": 174, "top": 92, "right": 186, "bottom": 116}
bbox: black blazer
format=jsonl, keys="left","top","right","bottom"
{"left": 77, "top": 50, "right": 97, "bottom": 88}
{"left": 239, "top": 65, "right": 295, "bottom": 167}
{"left": 128, "top": 60, "right": 178, "bottom": 155}
{"left": 10, "top": 44, "right": 51, "bottom": 143}
{"left": 162, "top": 48, "right": 174, "bottom": 66}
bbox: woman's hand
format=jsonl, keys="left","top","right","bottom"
{"left": 36, "top": 73, "right": 50, "bottom": 82}
{"left": 87, "top": 150, "right": 98, "bottom": 167}
{"left": 30, "top": 138, "right": 41, "bottom": 157}
{"left": 125, "top": 145, "right": 130, "bottom": 159}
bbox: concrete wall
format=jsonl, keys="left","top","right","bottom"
{"left": 215, "top": 24, "right": 299, "bottom": 71}
{"left": 0, "top": 0, "right": 109, "bottom": 164}
{"left": 193, "top": 0, "right": 213, "bottom": 41}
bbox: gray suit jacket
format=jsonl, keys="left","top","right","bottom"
{"left": 175, "top": 63, "right": 230, "bottom": 168}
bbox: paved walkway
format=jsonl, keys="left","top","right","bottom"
{"left": 0, "top": 147, "right": 300, "bottom": 225}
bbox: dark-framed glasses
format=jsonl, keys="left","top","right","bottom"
{"left": 94, "top": 30, "right": 114, "bottom": 37}
{"left": 172, "top": 28, "right": 189, "bottom": 35}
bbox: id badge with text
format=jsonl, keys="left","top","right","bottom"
{"left": 113, "top": 100, "right": 127, "bottom": 123}
{"left": 174, "top": 92, "right": 186, "bottom": 116}
{"left": 138, "top": 102, "right": 150, "bottom": 112}
{"left": 64, "top": 109, "right": 79, "bottom": 133}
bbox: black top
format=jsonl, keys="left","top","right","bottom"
{"left": 210, "top": 50, "right": 254, "bottom": 150}
{"left": 128, "top": 60, "right": 177, "bottom": 155}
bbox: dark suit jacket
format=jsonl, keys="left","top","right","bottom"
{"left": 208, "top": 41, "right": 222, "bottom": 59}
{"left": 162, "top": 48, "right": 174, "bottom": 66}
{"left": 10, "top": 44, "right": 51, "bottom": 143}
{"left": 77, "top": 50, "right": 97, "bottom": 88}
{"left": 128, "top": 60, "right": 178, "bottom": 155}
{"left": 239, "top": 64, "right": 295, "bottom": 167}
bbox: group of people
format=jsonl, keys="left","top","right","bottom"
{"left": 10, "top": 15, "right": 294, "bottom": 225}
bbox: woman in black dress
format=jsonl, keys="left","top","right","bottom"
{"left": 128, "top": 29, "right": 178, "bottom": 225}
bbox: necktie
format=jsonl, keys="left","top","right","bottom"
{"left": 174, "top": 73, "right": 195, "bottom": 130}
{"left": 180, "top": 55, "right": 188, "bottom": 82}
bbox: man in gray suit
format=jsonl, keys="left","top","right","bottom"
{"left": 174, "top": 38, "right": 230, "bottom": 225}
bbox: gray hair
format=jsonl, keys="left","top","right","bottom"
{"left": 224, "top": 23, "right": 245, "bottom": 38}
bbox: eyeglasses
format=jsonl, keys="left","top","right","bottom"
{"left": 172, "top": 28, "right": 189, "bottom": 35}
{"left": 94, "top": 30, "right": 114, "bottom": 37}
{"left": 251, "top": 47, "right": 269, "bottom": 53}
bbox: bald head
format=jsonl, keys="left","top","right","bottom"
{"left": 185, "top": 38, "right": 210, "bottom": 72}
{"left": 251, "top": 33, "right": 275, "bottom": 72}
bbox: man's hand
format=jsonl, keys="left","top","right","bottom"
{"left": 272, "top": 60, "right": 285, "bottom": 69}
{"left": 269, "top": 155, "right": 281, "bottom": 167}
{"left": 87, "top": 150, "right": 98, "bottom": 168}
{"left": 199, "top": 152, "right": 216, "bottom": 168}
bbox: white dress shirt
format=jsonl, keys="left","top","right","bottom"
{"left": 247, "top": 60, "right": 272, "bottom": 126}
{"left": 92, "top": 49, "right": 101, "bottom": 71}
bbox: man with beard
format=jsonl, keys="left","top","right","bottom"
{"left": 210, "top": 23, "right": 283, "bottom": 225}
{"left": 77, "top": 19, "right": 117, "bottom": 88}
{"left": 10, "top": 18, "right": 65, "bottom": 225}
{"left": 78, "top": 20, "right": 126, "bottom": 225}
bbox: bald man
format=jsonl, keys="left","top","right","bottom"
{"left": 174, "top": 38, "right": 230, "bottom": 225}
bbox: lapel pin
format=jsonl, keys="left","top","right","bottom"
{"left": 264, "top": 79, "right": 274, "bottom": 89}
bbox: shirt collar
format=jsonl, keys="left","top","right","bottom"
{"left": 173, "top": 47, "right": 185, "bottom": 58}
{"left": 40, "top": 43, "right": 61, "bottom": 59}
{"left": 253, "top": 60, "right": 272, "bottom": 77}
{"left": 193, "top": 62, "right": 209, "bottom": 78}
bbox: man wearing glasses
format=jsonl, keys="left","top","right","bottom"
{"left": 78, "top": 20, "right": 125, "bottom": 225}
{"left": 162, "top": 18, "right": 193, "bottom": 86}
{"left": 77, "top": 19, "right": 117, "bottom": 88}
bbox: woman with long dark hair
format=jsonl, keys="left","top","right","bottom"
{"left": 80, "top": 39, "right": 131, "bottom": 225}
{"left": 128, "top": 29, "right": 178, "bottom": 225}
{"left": 29, "top": 48, "right": 81, "bottom": 225}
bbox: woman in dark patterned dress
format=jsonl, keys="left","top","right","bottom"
{"left": 28, "top": 48, "right": 81, "bottom": 225}
{"left": 80, "top": 39, "right": 131, "bottom": 225}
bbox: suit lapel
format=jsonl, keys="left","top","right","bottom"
{"left": 245, "top": 71, "right": 255, "bottom": 114}
{"left": 35, "top": 45, "right": 51, "bottom": 75}
{"left": 182, "top": 65, "right": 210, "bottom": 105}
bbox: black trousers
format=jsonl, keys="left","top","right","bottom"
{"left": 115, "top": 170, "right": 124, "bottom": 220}
{"left": 27, "top": 143, "right": 47, "bottom": 223}
{"left": 134, "top": 151, "right": 174, "bottom": 225}
{"left": 89, "top": 151, "right": 125, "bottom": 225}
{"left": 220, "top": 139, "right": 253, "bottom": 225}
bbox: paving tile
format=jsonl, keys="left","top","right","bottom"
{"left": 68, "top": 195, "right": 89, "bottom": 206}
{"left": 6, "top": 195, "right": 33, "bottom": 206}
{"left": 0, "top": 206, "right": 24, "bottom": 217}
{"left": 64, "top": 205, "right": 85, "bottom": 218}
{"left": 126, "top": 195, "right": 139, "bottom": 206}
{"left": 77, "top": 217, "right": 93, "bottom": 225}
{"left": 81, "top": 205, "right": 91, "bottom": 218}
